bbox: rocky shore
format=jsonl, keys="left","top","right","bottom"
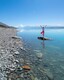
{"left": 0, "top": 27, "right": 24, "bottom": 80}
{"left": 0, "top": 26, "right": 54, "bottom": 80}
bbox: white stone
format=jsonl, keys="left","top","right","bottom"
{"left": 36, "top": 52, "right": 43, "bottom": 58}
{"left": 15, "top": 51, "right": 19, "bottom": 55}
{"left": 14, "top": 60, "right": 19, "bottom": 63}
{"left": 10, "top": 68, "right": 15, "bottom": 71}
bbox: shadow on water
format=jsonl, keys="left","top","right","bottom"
{"left": 41, "top": 40, "right": 45, "bottom": 48}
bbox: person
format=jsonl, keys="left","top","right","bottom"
{"left": 41, "top": 26, "right": 44, "bottom": 37}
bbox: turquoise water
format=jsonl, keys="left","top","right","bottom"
{"left": 17, "top": 28, "right": 64, "bottom": 80}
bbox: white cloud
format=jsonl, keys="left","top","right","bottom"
{"left": 20, "top": 24, "right": 24, "bottom": 27}
{"left": 15, "top": 24, "right": 25, "bottom": 28}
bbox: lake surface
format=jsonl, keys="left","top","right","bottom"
{"left": 17, "top": 27, "right": 64, "bottom": 80}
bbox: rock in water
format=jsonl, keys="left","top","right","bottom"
{"left": 38, "top": 68, "right": 54, "bottom": 80}
{"left": 34, "top": 77, "right": 39, "bottom": 80}
{"left": 15, "top": 51, "right": 19, "bottom": 55}
{"left": 45, "top": 69, "right": 54, "bottom": 80}
{"left": 36, "top": 52, "right": 43, "bottom": 59}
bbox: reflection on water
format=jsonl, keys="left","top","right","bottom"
{"left": 17, "top": 28, "right": 64, "bottom": 80}
{"left": 40, "top": 40, "right": 45, "bottom": 48}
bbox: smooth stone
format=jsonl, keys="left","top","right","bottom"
{"left": 12, "top": 36, "right": 20, "bottom": 39}
{"left": 20, "top": 73, "right": 23, "bottom": 77}
{"left": 1, "top": 77, "right": 7, "bottom": 80}
{"left": 20, "top": 47, "right": 26, "bottom": 51}
{"left": 36, "top": 52, "right": 43, "bottom": 58}
{"left": 14, "top": 62, "right": 16, "bottom": 65}
{"left": 38, "top": 37, "right": 50, "bottom": 40}
{"left": 11, "top": 64, "right": 15, "bottom": 68}
{"left": 45, "top": 69, "right": 53, "bottom": 80}
{"left": 8, "top": 54, "right": 13, "bottom": 58}
{"left": 0, "top": 73, "right": 4, "bottom": 78}
{"left": 30, "top": 75, "right": 35, "bottom": 80}
{"left": 34, "top": 77, "right": 39, "bottom": 80}
{"left": 20, "top": 67, "right": 23, "bottom": 70}
{"left": 38, "top": 68, "right": 53, "bottom": 80}
{"left": 6, "top": 71, "right": 10, "bottom": 74}
{"left": 60, "top": 65, "right": 64, "bottom": 70}
{"left": 1, "top": 51, "right": 5, "bottom": 54}
{"left": 20, "top": 58, "right": 24, "bottom": 63}
{"left": 20, "top": 47, "right": 24, "bottom": 50}
{"left": 34, "top": 50, "right": 40, "bottom": 52}
{"left": 15, "top": 51, "right": 19, "bottom": 55}
{"left": 9, "top": 78, "right": 11, "bottom": 80}
{"left": 1, "top": 50, "right": 4, "bottom": 52}
{"left": 10, "top": 68, "right": 15, "bottom": 71}
{"left": 14, "top": 60, "right": 19, "bottom": 63}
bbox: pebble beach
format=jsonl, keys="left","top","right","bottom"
{"left": 0, "top": 26, "right": 24, "bottom": 80}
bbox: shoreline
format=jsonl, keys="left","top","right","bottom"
{"left": 0, "top": 27, "right": 54, "bottom": 80}
{"left": 0, "top": 27, "right": 25, "bottom": 79}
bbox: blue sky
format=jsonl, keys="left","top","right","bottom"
{"left": 0, "top": 0, "right": 64, "bottom": 26}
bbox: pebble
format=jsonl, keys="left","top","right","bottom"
{"left": 60, "top": 65, "right": 64, "bottom": 70}
{"left": 10, "top": 68, "right": 15, "bottom": 71}
{"left": 0, "top": 73, "right": 4, "bottom": 78}
{"left": 20, "top": 73, "right": 23, "bottom": 77}
{"left": 1, "top": 77, "right": 7, "bottom": 80}
{"left": 34, "top": 50, "right": 41, "bottom": 52}
{"left": 20, "top": 47, "right": 26, "bottom": 51}
{"left": 1, "top": 51, "right": 5, "bottom": 54}
{"left": 34, "top": 77, "right": 39, "bottom": 80}
{"left": 15, "top": 51, "right": 19, "bottom": 55}
{"left": 20, "top": 58, "right": 24, "bottom": 63}
{"left": 45, "top": 69, "right": 53, "bottom": 80}
{"left": 0, "top": 64, "right": 2, "bottom": 67}
{"left": 36, "top": 52, "right": 43, "bottom": 59}
{"left": 14, "top": 60, "right": 19, "bottom": 63}
{"left": 20, "top": 67, "right": 23, "bottom": 71}
{"left": 12, "top": 36, "right": 20, "bottom": 39}
{"left": 10, "top": 64, "right": 15, "bottom": 68}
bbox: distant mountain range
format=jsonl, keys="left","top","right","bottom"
{"left": 0, "top": 22, "right": 15, "bottom": 28}
{"left": 0, "top": 22, "right": 10, "bottom": 27}
{"left": 19, "top": 26, "right": 64, "bottom": 30}
{"left": 0, "top": 22, "right": 64, "bottom": 29}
